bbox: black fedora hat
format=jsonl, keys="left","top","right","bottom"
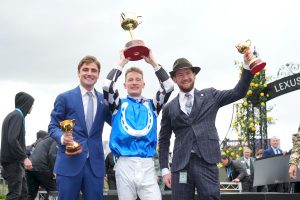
{"left": 169, "top": 58, "right": 201, "bottom": 77}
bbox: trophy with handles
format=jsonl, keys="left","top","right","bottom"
{"left": 236, "top": 39, "right": 266, "bottom": 74}
{"left": 120, "top": 12, "right": 149, "bottom": 61}
{"left": 60, "top": 119, "right": 82, "bottom": 156}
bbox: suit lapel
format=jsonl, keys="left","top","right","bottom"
{"left": 92, "top": 90, "right": 105, "bottom": 133}
{"left": 74, "top": 87, "right": 87, "bottom": 133}
{"left": 250, "top": 158, "right": 254, "bottom": 175}
{"left": 189, "top": 89, "right": 204, "bottom": 119}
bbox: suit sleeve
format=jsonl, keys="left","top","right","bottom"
{"left": 213, "top": 68, "right": 253, "bottom": 107}
{"left": 7, "top": 114, "right": 27, "bottom": 161}
{"left": 158, "top": 104, "right": 173, "bottom": 169}
{"left": 48, "top": 94, "right": 66, "bottom": 144}
{"left": 234, "top": 161, "right": 247, "bottom": 181}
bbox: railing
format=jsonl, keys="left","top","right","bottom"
{"left": 37, "top": 182, "right": 241, "bottom": 199}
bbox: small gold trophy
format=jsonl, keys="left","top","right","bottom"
{"left": 236, "top": 39, "right": 266, "bottom": 74}
{"left": 120, "top": 12, "right": 149, "bottom": 61}
{"left": 60, "top": 119, "right": 82, "bottom": 156}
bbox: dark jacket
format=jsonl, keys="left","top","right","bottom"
{"left": 29, "top": 136, "right": 58, "bottom": 172}
{"left": 105, "top": 152, "right": 116, "bottom": 177}
{"left": 1, "top": 92, "right": 34, "bottom": 164}
{"left": 225, "top": 159, "right": 248, "bottom": 182}
{"left": 159, "top": 68, "right": 253, "bottom": 172}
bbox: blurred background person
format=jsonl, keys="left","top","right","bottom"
{"left": 262, "top": 136, "right": 284, "bottom": 192}
{"left": 289, "top": 130, "right": 300, "bottom": 193}
{"left": 26, "top": 134, "right": 57, "bottom": 200}
{"left": 0, "top": 92, "right": 34, "bottom": 199}
{"left": 220, "top": 154, "right": 250, "bottom": 192}
{"left": 237, "top": 147, "right": 255, "bottom": 192}
{"left": 26, "top": 130, "right": 48, "bottom": 157}
{"left": 105, "top": 151, "right": 117, "bottom": 190}
{"left": 255, "top": 149, "right": 264, "bottom": 159}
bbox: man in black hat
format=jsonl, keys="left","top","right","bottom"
{"left": 1, "top": 91, "right": 34, "bottom": 200}
{"left": 159, "top": 55, "right": 255, "bottom": 200}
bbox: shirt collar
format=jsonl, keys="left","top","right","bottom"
{"left": 179, "top": 88, "right": 195, "bottom": 101}
{"left": 79, "top": 85, "right": 95, "bottom": 97}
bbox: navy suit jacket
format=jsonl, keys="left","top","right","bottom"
{"left": 262, "top": 147, "right": 283, "bottom": 158}
{"left": 48, "top": 86, "right": 111, "bottom": 177}
{"left": 159, "top": 68, "right": 253, "bottom": 172}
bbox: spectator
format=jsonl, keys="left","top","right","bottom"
{"left": 105, "top": 152, "right": 117, "bottom": 190}
{"left": 26, "top": 130, "right": 48, "bottom": 157}
{"left": 154, "top": 150, "right": 164, "bottom": 192}
{"left": 0, "top": 92, "right": 34, "bottom": 199}
{"left": 26, "top": 135, "right": 57, "bottom": 200}
{"left": 237, "top": 147, "right": 255, "bottom": 192}
{"left": 255, "top": 149, "right": 264, "bottom": 159}
{"left": 262, "top": 136, "right": 284, "bottom": 192}
{"left": 220, "top": 154, "right": 250, "bottom": 192}
{"left": 289, "top": 131, "right": 300, "bottom": 193}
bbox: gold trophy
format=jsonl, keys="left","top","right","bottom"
{"left": 236, "top": 39, "right": 266, "bottom": 74}
{"left": 121, "top": 12, "right": 149, "bottom": 61}
{"left": 60, "top": 119, "right": 82, "bottom": 156}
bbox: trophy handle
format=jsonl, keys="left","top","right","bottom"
{"left": 121, "top": 12, "right": 126, "bottom": 21}
{"left": 137, "top": 16, "right": 143, "bottom": 24}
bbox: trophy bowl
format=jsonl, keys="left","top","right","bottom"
{"left": 121, "top": 12, "right": 149, "bottom": 61}
{"left": 236, "top": 39, "right": 266, "bottom": 75}
{"left": 60, "top": 119, "right": 82, "bottom": 156}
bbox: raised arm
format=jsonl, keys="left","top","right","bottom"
{"left": 143, "top": 50, "right": 174, "bottom": 115}
{"left": 103, "top": 50, "right": 129, "bottom": 113}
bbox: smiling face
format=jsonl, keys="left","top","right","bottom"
{"left": 172, "top": 67, "right": 196, "bottom": 93}
{"left": 78, "top": 62, "right": 99, "bottom": 91}
{"left": 124, "top": 69, "right": 145, "bottom": 97}
{"left": 243, "top": 148, "right": 252, "bottom": 159}
{"left": 270, "top": 136, "right": 279, "bottom": 148}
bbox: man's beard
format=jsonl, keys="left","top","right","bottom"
{"left": 178, "top": 81, "right": 195, "bottom": 93}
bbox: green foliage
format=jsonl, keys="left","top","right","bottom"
{"left": 222, "top": 61, "right": 275, "bottom": 159}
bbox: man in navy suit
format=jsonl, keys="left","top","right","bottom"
{"left": 262, "top": 136, "right": 284, "bottom": 192}
{"left": 159, "top": 55, "right": 254, "bottom": 200}
{"left": 48, "top": 55, "right": 111, "bottom": 200}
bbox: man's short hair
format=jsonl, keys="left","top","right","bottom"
{"left": 77, "top": 55, "right": 101, "bottom": 72}
{"left": 125, "top": 67, "right": 143, "bottom": 79}
{"left": 221, "top": 155, "right": 229, "bottom": 160}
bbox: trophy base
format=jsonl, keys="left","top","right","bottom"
{"left": 65, "top": 143, "right": 82, "bottom": 156}
{"left": 124, "top": 40, "right": 149, "bottom": 61}
{"left": 249, "top": 59, "right": 266, "bottom": 75}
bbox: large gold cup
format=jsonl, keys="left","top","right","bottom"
{"left": 236, "top": 39, "right": 266, "bottom": 74}
{"left": 120, "top": 12, "right": 149, "bottom": 61}
{"left": 60, "top": 119, "right": 82, "bottom": 156}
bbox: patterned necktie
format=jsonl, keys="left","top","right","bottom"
{"left": 185, "top": 93, "right": 193, "bottom": 115}
{"left": 86, "top": 91, "right": 94, "bottom": 134}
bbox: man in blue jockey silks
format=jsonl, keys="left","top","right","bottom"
{"left": 103, "top": 49, "right": 174, "bottom": 200}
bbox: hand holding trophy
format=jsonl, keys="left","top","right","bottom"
{"left": 121, "top": 12, "right": 149, "bottom": 61}
{"left": 236, "top": 39, "right": 266, "bottom": 74}
{"left": 60, "top": 119, "right": 82, "bottom": 156}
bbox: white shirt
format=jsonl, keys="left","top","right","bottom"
{"left": 179, "top": 88, "right": 195, "bottom": 115}
{"left": 79, "top": 85, "right": 97, "bottom": 120}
